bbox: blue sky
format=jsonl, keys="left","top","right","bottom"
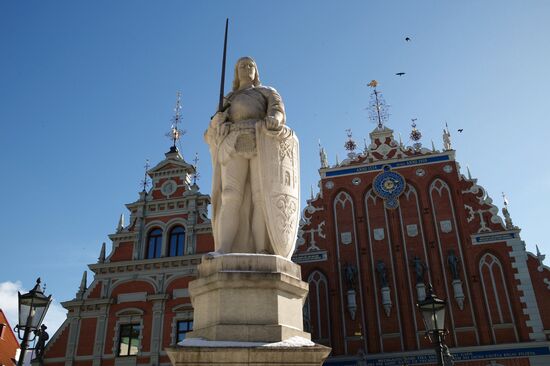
{"left": 1, "top": 1, "right": 549, "bottom": 332}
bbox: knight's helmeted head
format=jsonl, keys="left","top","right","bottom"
{"left": 232, "top": 56, "right": 261, "bottom": 91}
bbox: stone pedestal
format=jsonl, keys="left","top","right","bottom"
{"left": 187, "top": 254, "right": 310, "bottom": 343}
{"left": 166, "top": 254, "right": 331, "bottom": 365}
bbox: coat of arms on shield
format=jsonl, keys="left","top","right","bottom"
{"left": 340, "top": 232, "right": 352, "bottom": 245}
{"left": 374, "top": 228, "right": 385, "bottom": 241}
{"left": 440, "top": 220, "right": 452, "bottom": 233}
{"left": 257, "top": 125, "right": 300, "bottom": 259}
{"left": 406, "top": 224, "right": 418, "bottom": 237}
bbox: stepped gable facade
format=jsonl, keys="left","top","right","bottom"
{"left": 294, "top": 125, "right": 550, "bottom": 365}
{"left": 42, "top": 147, "right": 214, "bottom": 366}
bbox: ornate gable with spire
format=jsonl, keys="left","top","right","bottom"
{"left": 294, "top": 82, "right": 550, "bottom": 363}
{"left": 43, "top": 94, "right": 214, "bottom": 366}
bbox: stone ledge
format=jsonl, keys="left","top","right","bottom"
{"left": 166, "top": 343, "right": 331, "bottom": 366}
{"left": 198, "top": 254, "right": 302, "bottom": 279}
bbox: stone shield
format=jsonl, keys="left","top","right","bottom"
{"left": 257, "top": 124, "right": 300, "bottom": 259}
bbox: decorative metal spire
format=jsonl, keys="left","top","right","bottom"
{"left": 344, "top": 129, "right": 357, "bottom": 158}
{"left": 310, "top": 185, "right": 314, "bottom": 200}
{"left": 335, "top": 153, "right": 340, "bottom": 166}
{"left": 367, "top": 80, "right": 389, "bottom": 129}
{"left": 166, "top": 91, "right": 186, "bottom": 149}
{"left": 467, "top": 165, "right": 472, "bottom": 180}
{"left": 443, "top": 122, "right": 452, "bottom": 150}
{"left": 409, "top": 118, "right": 422, "bottom": 150}
{"left": 318, "top": 140, "right": 329, "bottom": 169}
{"left": 192, "top": 152, "right": 200, "bottom": 185}
{"left": 501, "top": 192, "right": 516, "bottom": 230}
{"left": 98, "top": 242, "right": 106, "bottom": 263}
{"left": 141, "top": 159, "right": 150, "bottom": 193}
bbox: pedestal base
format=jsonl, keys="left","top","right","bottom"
{"left": 187, "top": 254, "right": 310, "bottom": 343}
{"left": 166, "top": 344, "right": 331, "bottom": 366}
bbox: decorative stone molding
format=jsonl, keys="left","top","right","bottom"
{"left": 506, "top": 238, "right": 546, "bottom": 341}
{"left": 452, "top": 279, "right": 465, "bottom": 310}
{"left": 381, "top": 286, "right": 392, "bottom": 317}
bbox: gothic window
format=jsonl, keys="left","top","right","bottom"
{"left": 306, "top": 270, "right": 331, "bottom": 346}
{"left": 168, "top": 226, "right": 186, "bottom": 257}
{"left": 146, "top": 228, "right": 163, "bottom": 259}
{"left": 117, "top": 323, "right": 140, "bottom": 356}
{"left": 479, "top": 253, "right": 518, "bottom": 342}
{"left": 176, "top": 320, "right": 193, "bottom": 342}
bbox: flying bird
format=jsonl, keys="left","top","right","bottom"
{"left": 458, "top": 129, "right": 463, "bottom": 133}
{"left": 395, "top": 72, "right": 406, "bottom": 76}
{"left": 405, "top": 37, "right": 411, "bottom": 42}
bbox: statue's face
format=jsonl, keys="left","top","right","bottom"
{"left": 237, "top": 59, "right": 256, "bottom": 85}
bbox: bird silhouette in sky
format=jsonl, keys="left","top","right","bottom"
{"left": 458, "top": 129, "right": 464, "bottom": 133}
{"left": 395, "top": 72, "right": 406, "bottom": 76}
{"left": 405, "top": 37, "right": 411, "bottom": 42}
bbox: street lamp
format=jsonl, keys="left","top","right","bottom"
{"left": 417, "top": 284, "right": 448, "bottom": 366}
{"left": 15, "top": 278, "right": 52, "bottom": 366}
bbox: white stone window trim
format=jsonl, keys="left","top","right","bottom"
{"left": 170, "top": 304, "right": 193, "bottom": 346}
{"left": 112, "top": 308, "right": 145, "bottom": 357}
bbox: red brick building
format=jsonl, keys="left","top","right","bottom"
{"left": 42, "top": 101, "right": 550, "bottom": 365}
{"left": 293, "top": 122, "right": 550, "bottom": 365}
{"left": 42, "top": 146, "right": 214, "bottom": 366}
{"left": 0, "top": 309, "right": 19, "bottom": 366}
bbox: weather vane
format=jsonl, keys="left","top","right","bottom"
{"left": 192, "top": 152, "right": 200, "bottom": 185}
{"left": 367, "top": 80, "right": 389, "bottom": 129}
{"left": 166, "top": 91, "right": 186, "bottom": 148}
{"left": 141, "top": 159, "right": 150, "bottom": 192}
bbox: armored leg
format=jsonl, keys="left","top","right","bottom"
{"left": 218, "top": 156, "right": 248, "bottom": 253}
{"left": 250, "top": 157, "right": 269, "bottom": 253}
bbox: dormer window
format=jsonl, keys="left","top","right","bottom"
{"left": 168, "top": 226, "right": 186, "bottom": 257}
{"left": 146, "top": 228, "right": 163, "bottom": 259}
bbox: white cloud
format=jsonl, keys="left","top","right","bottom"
{"left": 0, "top": 281, "right": 67, "bottom": 337}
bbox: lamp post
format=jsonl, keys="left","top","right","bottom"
{"left": 417, "top": 284, "right": 447, "bottom": 366}
{"left": 14, "top": 278, "right": 52, "bottom": 366}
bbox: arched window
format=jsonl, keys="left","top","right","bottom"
{"left": 168, "top": 226, "right": 186, "bottom": 257}
{"left": 306, "top": 270, "right": 331, "bottom": 346}
{"left": 146, "top": 228, "right": 163, "bottom": 259}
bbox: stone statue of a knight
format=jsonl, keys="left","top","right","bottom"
{"left": 204, "top": 56, "right": 300, "bottom": 259}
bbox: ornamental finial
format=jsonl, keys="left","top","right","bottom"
{"left": 536, "top": 245, "right": 546, "bottom": 270}
{"left": 318, "top": 140, "right": 329, "bottom": 169}
{"left": 141, "top": 159, "right": 150, "bottom": 193}
{"left": 501, "top": 192, "right": 516, "bottom": 230}
{"left": 367, "top": 80, "right": 389, "bottom": 129}
{"left": 166, "top": 91, "right": 186, "bottom": 149}
{"left": 98, "top": 242, "right": 106, "bottom": 263}
{"left": 192, "top": 152, "right": 200, "bottom": 185}
{"left": 344, "top": 129, "right": 357, "bottom": 159}
{"left": 443, "top": 122, "right": 452, "bottom": 150}
{"left": 117, "top": 213, "right": 125, "bottom": 232}
{"left": 409, "top": 118, "right": 422, "bottom": 150}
